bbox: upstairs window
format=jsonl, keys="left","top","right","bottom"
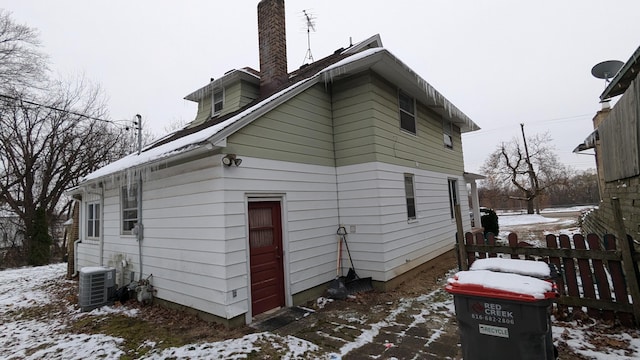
{"left": 443, "top": 120, "right": 453, "bottom": 149}
{"left": 448, "top": 179, "right": 459, "bottom": 219}
{"left": 87, "top": 202, "right": 100, "bottom": 238}
{"left": 398, "top": 90, "right": 416, "bottom": 134}
{"left": 212, "top": 88, "right": 224, "bottom": 115}
{"left": 121, "top": 185, "right": 138, "bottom": 234}
{"left": 404, "top": 174, "right": 416, "bottom": 220}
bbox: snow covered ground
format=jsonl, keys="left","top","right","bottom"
{"left": 1, "top": 207, "right": 639, "bottom": 359}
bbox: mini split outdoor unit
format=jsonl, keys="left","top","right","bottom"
{"left": 79, "top": 266, "right": 116, "bottom": 312}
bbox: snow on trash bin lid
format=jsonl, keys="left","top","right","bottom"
{"left": 446, "top": 270, "right": 557, "bottom": 301}
{"left": 469, "top": 258, "right": 551, "bottom": 278}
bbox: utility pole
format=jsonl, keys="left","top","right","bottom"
{"left": 135, "top": 114, "right": 142, "bottom": 155}
{"left": 520, "top": 123, "right": 539, "bottom": 214}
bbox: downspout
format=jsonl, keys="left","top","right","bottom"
{"left": 98, "top": 183, "right": 105, "bottom": 266}
{"left": 73, "top": 238, "right": 82, "bottom": 277}
{"left": 71, "top": 195, "right": 82, "bottom": 277}
{"left": 135, "top": 114, "right": 144, "bottom": 281}
{"left": 329, "top": 84, "right": 342, "bottom": 226}
{"left": 136, "top": 171, "right": 143, "bottom": 281}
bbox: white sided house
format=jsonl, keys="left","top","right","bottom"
{"left": 69, "top": 0, "right": 482, "bottom": 327}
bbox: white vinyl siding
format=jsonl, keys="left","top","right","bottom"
{"left": 337, "top": 162, "right": 471, "bottom": 282}
{"left": 79, "top": 155, "right": 340, "bottom": 321}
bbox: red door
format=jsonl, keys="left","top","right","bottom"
{"left": 248, "top": 201, "right": 285, "bottom": 316}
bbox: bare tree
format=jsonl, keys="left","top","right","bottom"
{"left": 480, "top": 131, "right": 566, "bottom": 214}
{"left": 0, "top": 78, "right": 128, "bottom": 264}
{"left": 0, "top": 9, "right": 48, "bottom": 92}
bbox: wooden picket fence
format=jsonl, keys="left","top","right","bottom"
{"left": 459, "top": 231, "right": 640, "bottom": 326}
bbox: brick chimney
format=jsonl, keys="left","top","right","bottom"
{"left": 257, "top": 0, "right": 288, "bottom": 97}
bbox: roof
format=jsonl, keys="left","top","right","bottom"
{"left": 600, "top": 45, "right": 640, "bottom": 100}
{"left": 81, "top": 35, "right": 479, "bottom": 183}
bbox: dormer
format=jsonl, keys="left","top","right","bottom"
{"left": 184, "top": 68, "right": 260, "bottom": 128}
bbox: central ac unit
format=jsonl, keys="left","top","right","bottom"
{"left": 79, "top": 266, "right": 116, "bottom": 312}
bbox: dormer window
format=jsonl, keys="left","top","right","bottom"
{"left": 213, "top": 88, "right": 224, "bottom": 115}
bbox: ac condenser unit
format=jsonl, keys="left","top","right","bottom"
{"left": 79, "top": 266, "right": 116, "bottom": 312}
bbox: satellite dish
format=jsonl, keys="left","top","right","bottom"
{"left": 591, "top": 60, "right": 624, "bottom": 82}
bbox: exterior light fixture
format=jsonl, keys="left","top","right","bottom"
{"left": 222, "top": 154, "right": 242, "bottom": 167}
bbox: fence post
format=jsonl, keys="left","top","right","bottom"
{"left": 454, "top": 204, "right": 468, "bottom": 271}
{"left": 611, "top": 197, "right": 640, "bottom": 325}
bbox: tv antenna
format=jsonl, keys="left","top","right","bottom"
{"left": 591, "top": 60, "right": 624, "bottom": 87}
{"left": 302, "top": 10, "right": 316, "bottom": 65}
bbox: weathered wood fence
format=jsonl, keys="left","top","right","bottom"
{"left": 459, "top": 231, "right": 640, "bottom": 326}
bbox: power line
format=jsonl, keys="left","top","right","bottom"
{"left": 463, "top": 112, "right": 594, "bottom": 138}
{"left": 0, "top": 93, "right": 131, "bottom": 127}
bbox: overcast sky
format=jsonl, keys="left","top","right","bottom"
{"left": 3, "top": 0, "right": 639, "bottom": 173}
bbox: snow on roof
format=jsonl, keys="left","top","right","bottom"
{"left": 448, "top": 270, "right": 554, "bottom": 299}
{"left": 469, "top": 258, "right": 551, "bottom": 278}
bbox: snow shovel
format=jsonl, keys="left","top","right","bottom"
{"left": 338, "top": 227, "right": 373, "bottom": 294}
{"left": 327, "top": 233, "right": 347, "bottom": 299}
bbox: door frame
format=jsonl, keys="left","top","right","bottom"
{"left": 245, "top": 195, "right": 290, "bottom": 322}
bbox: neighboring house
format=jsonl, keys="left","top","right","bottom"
{"left": 0, "top": 209, "right": 23, "bottom": 250}
{"left": 577, "top": 45, "right": 640, "bottom": 240}
{"left": 69, "top": 0, "right": 481, "bottom": 327}
{"left": 0, "top": 209, "right": 23, "bottom": 268}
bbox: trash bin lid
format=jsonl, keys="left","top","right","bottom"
{"left": 469, "top": 258, "right": 551, "bottom": 278}
{"left": 446, "top": 270, "right": 558, "bottom": 302}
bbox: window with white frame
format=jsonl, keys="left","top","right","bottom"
{"left": 398, "top": 90, "right": 416, "bottom": 134}
{"left": 121, "top": 185, "right": 138, "bottom": 234}
{"left": 87, "top": 202, "right": 100, "bottom": 238}
{"left": 448, "top": 179, "right": 459, "bottom": 219}
{"left": 212, "top": 88, "right": 224, "bottom": 115}
{"left": 404, "top": 174, "right": 417, "bottom": 220}
{"left": 443, "top": 120, "right": 453, "bottom": 149}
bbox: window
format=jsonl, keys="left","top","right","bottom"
{"left": 398, "top": 90, "right": 416, "bottom": 134}
{"left": 448, "top": 179, "right": 459, "bottom": 219}
{"left": 443, "top": 120, "right": 453, "bottom": 149}
{"left": 87, "top": 203, "right": 100, "bottom": 238}
{"left": 404, "top": 174, "right": 416, "bottom": 220}
{"left": 121, "top": 185, "right": 138, "bottom": 234}
{"left": 212, "top": 88, "right": 224, "bottom": 115}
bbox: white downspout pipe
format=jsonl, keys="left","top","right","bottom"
{"left": 73, "top": 238, "right": 81, "bottom": 277}
{"left": 98, "top": 183, "right": 105, "bottom": 266}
